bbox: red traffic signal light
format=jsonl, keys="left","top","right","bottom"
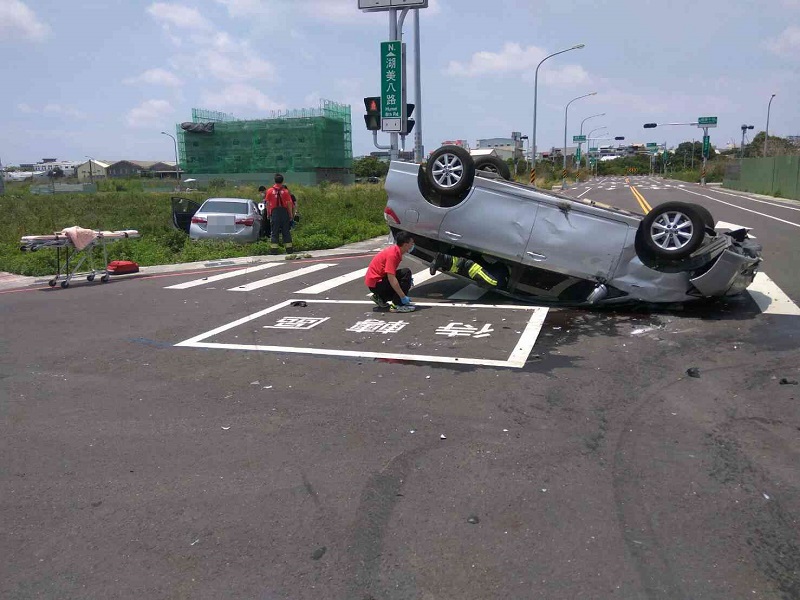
{"left": 364, "top": 96, "right": 381, "bottom": 131}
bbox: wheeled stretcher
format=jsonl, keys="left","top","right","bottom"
{"left": 19, "top": 227, "right": 140, "bottom": 288}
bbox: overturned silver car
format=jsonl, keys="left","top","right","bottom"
{"left": 384, "top": 145, "right": 762, "bottom": 306}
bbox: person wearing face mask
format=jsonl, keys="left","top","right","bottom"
{"left": 364, "top": 231, "right": 417, "bottom": 313}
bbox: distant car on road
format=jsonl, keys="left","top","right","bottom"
{"left": 384, "top": 145, "right": 762, "bottom": 306}
{"left": 183, "top": 197, "right": 263, "bottom": 243}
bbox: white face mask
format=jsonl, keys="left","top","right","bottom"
{"left": 408, "top": 244, "right": 416, "bottom": 253}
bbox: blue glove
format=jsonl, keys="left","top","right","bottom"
{"left": 400, "top": 296, "right": 411, "bottom": 305}
{"left": 289, "top": 220, "right": 295, "bottom": 229}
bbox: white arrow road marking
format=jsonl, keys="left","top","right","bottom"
{"left": 747, "top": 273, "right": 800, "bottom": 316}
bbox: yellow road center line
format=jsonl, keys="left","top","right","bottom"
{"left": 633, "top": 186, "right": 652, "bottom": 212}
{"left": 629, "top": 186, "right": 650, "bottom": 214}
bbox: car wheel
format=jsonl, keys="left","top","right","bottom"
{"left": 638, "top": 201, "right": 705, "bottom": 260}
{"left": 426, "top": 145, "right": 475, "bottom": 196}
{"left": 690, "top": 204, "right": 715, "bottom": 230}
{"left": 474, "top": 155, "right": 512, "bottom": 180}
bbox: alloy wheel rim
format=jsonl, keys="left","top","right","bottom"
{"left": 432, "top": 153, "right": 464, "bottom": 188}
{"left": 650, "top": 211, "right": 694, "bottom": 251}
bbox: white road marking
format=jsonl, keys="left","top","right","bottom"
{"left": 176, "top": 299, "right": 550, "bottom": 369}
{"left": 296, "top": 267, "right": 368, "bottom": 294}
{"left": 680, "top": 188, "right": 800, "bottom": 229}
{"left": 228, "top": 263, "right": 336, "bottom": 291}
{"left": 577, "top": 187, "right": 592, "bottom": 198}
{"left": 747, "top": 272, "right": 800, "bottom": 316}
{"left": 165, "top": 262, "right": 280, "bottom": 289}
{"left": 411, "top": 267, "right": 440, "bottom": 287}
{"left": 448, "top": 284, "right": 488, "bottom": 301}
{"left": 704, "top": 187, "right": 800, "bottom": 213}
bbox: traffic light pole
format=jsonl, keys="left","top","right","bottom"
{"left": 388, "top": 9, "right": 399, "bottom": 160}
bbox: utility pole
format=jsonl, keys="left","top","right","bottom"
{"left": 740, "top": 124, "right": 754, "bottom": 160}
{"left": 764, "top": 94, "right": 776, "bottom": 157}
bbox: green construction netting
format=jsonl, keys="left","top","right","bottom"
{"left": 177, "top": 101, "right": 352, "bottom": 175}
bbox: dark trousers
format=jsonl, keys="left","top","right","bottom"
{"left": 369, "top": 268, "right": 412, "bottom": 304}
{"left": 270, "top": 207, "right": 292, "bottom": 247}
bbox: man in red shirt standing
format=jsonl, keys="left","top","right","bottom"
{"left": 266, "top": 173, "right": 294, "bottom": 254}
{"left": 364, "top": 231, "right": 416, "bottom": 313}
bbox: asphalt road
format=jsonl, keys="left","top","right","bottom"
{"left": 2, "top": 180, "right": 799, "bottom": 600}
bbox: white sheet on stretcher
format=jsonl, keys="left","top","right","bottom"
{"left": 20, "top": 229, "right": 140, "bottom": 248}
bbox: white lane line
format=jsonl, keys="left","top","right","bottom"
{"left": 702, "top": 187, "right": 800, "bottom": 213}
{"left": 411, "top": 267, "right": 440, "bottom": 287}
{"left": 448, "top": 284, "right": 488, "bottom": 301}
{"left": 680, "top": 188, "right": 800, "bottom": 229}
{"left": 229, "top": 263, "right": 336, "bottom": 291}
{"left": 295, "top": 267, "right": 368, "bottom": 294}
{"left": 748, "top": 272, "right": 800, "bottom": 316}
{"left": 165, "top": 262, "right": 281, "bottom": 289}
{"left": 577, "top": 187, "right": 593, "bottom": 198}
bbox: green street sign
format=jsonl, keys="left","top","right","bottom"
{"left": 380, "top": 41, "right": 403, "bottom": 132}
{"left": 698, "top": 116, "right": 718, "bottom": 128}
{"left": 646, "top": 142, "right": 658, "bottom": 148}
{"left": 575, "top": 147, "right": 582, "bottom": 161}
{"left": 589, "top": 147, "right": 598, "bottom": 152}
{"left": 572, "top": 135, "right": 587, "bottom": 143}
{"left": 702, "top": 135, "right": 711, "bottom": 157}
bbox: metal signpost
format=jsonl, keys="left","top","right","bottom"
{"left": 697, "top": 116, "right": 716, "bottom": 186}
{"left": 360, "top": 1, "right": 428, "bottom": 161}
{"left": 573, "top": 134, "right": 586, "bottom": 166}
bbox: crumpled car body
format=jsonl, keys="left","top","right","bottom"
{"left": 383, "top": 147, "right": 762, "bottom": 306}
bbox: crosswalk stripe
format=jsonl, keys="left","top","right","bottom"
{"left": 229, "top": 263, "right": 336, "bottom": 292}
{"left": 165, "top": 262, "right": 281, "bottom": 289}
{"left": 448, "top": 284, "right": 488, "bottom": 301}
{"left": 748, "top": 272, "right": 800, "bottom": 316}
{"left": 411, "top": 267, "right": 439, "bottom": 287}
{"left": 296, "top": 267, "right": 369, "bottom": 294}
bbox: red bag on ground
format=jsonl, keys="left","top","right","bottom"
{"left": 107, "top": 260, "right": 139, "bottom": 274}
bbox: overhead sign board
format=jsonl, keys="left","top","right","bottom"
{"left": 572, "top": 135, "right": 587, "bottom": 143}
{"left": 359, "top": 0, "right": 428, "bottom": 10}
{"left": 697, "top": 116, "right": 718, "bottom": 128}
{"left": 646, "top": 142, "right": 658, "bottom": 148}
{"left": 589, "top": 147, "right": 598, "bottom": 152}
{"left": 380, "top": 41, "right": 405, "bottom": 132}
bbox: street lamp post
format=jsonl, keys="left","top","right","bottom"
{"left": 764, "top": 94, "right": 776, "bottom": 157}
{"left": 579, "top": 112, "right": 604, "bottom": 170}
{"left": 531, "top": 43, "right": 585, "bottom": 186}
{"left": 161, "top": 131, "right": 180, "bottom": 187}
{"left": 563, "top": 92, "right": 597, "bottom": 186}
{"left": 587, "top": 128, "right": 607, "bottom": 176}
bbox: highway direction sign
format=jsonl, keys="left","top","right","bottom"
{"left": 359, "top": 0, "right": 429, "bottom": 10}
{"left": 697, "top": 116, "right": 718, "bottom": 128}
{"left": 572, "top": 135, "right": 587, "bottom": 143}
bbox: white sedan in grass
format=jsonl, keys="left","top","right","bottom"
{"left": 189, "top": 197, "right": 264, "bottom": 243}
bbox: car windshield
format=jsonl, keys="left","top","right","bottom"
{"left": 201, "top": 200, "right": 249, "bottom": 214}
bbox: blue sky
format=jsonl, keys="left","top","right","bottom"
{"left": 2, "top": 0, "right": 799, "bottom": 165}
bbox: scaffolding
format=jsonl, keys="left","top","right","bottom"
{"left": 177, "top": 100, "right": 353, "bottom": 183}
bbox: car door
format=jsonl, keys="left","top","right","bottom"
{"left": 437, "top": 187, "right": 539, "bottom": 262}
{"left": 171, "top": 196, "right": 202, "bottom": 234}
{"left": 523, "top": 201, "right": 630, "bottom": 280}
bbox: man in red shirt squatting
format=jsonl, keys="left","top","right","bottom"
{"left": 364, "top": 231, "right": 416, "bottom": 313}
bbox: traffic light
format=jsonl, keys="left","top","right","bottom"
{"left": 643, "top": 123, "right": 657, "bottom": 129}
{"left": 364, "top": 97, "right": 381, "bottom": 131}
{"left": 403, "top": 103, "right": 415, "bottom": 135}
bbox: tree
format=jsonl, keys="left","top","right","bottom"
{"left": 352, "top": 156, "right": 389, "bottom": 179}
{"left": 748, "top": 132, "right": 799, "bottom": 157}
{"left": 47, "top": 166, "right": 65, "bottom": 179}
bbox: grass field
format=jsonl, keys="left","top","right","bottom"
{"left": 1, "top": 183, "right": 389, "bottom": 276}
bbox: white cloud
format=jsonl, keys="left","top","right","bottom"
{"left": 201, "top": 84, "right": 285, "bottom": 112}
{"left": 126, "top": 99, "right": 175, "bottom": 128}
{"left": 146, "top": 2, "right": 212, "bottom": 31}
{"left": 16, "top": 103, "right": 86, "bottom": 118}
{"left": 0, "top": 0, "right": 50, "bottom": 41}
{"left": 765, "top": 25, "right": 800, "bottom": 57}
{"left": 446, "top": 42, "right": 589, "bottom": 86}
{"left": 123, "top": 68, "right": 184, "bottom": 87}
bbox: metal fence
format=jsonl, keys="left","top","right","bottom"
{"left": 30, "top": 183, "right": 98, "bottom": 195}
{"left": 724, "top": 156, "right": 800, "bottom": 199}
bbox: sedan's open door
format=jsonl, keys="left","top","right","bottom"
{"left": 171, "top": 196, "right": 202, "bottom": 234}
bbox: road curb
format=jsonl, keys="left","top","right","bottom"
{"left": 0, "top": 235, "right": 389, "bottom": 292}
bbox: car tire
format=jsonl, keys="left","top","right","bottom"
{"left": 426, "top": 145, "right": 475, "bottom": 196}
{"left": 638, "top": 201, "right": 706, "bottom": 260}
{"left": 474, "top": 155, "right": 512, "bottom": 180}
{"left": 690, "top": 203, "right": 715, "bottom": 230}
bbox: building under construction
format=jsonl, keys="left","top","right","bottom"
{"left": 177, "top": 100, "right": 353, "bottom": 185}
